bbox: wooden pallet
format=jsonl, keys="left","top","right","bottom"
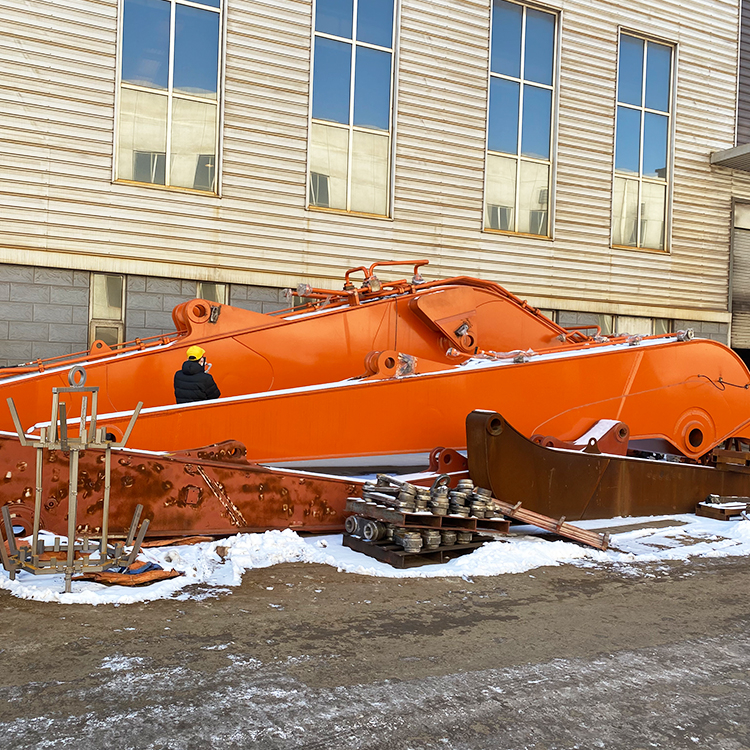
{"left": 346, "top": 499, "right": 510, "bottom": 534}
{"left": 696, "top": 500, "right": 749, "bottom": 521}
{"left": 343, "top": 532, "right": 490, "bottom": 568}
{"left": 713, "top": 449, "right": 750, "bottom": 468}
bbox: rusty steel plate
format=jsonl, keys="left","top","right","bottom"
{"left": 466, "top": 410, "right": 750, "bottom": 520}
{"left": 0, "top": 434, "right": 361, "bottom": 539}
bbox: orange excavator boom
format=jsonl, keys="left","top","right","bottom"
{"left": 1, "top": 260, "right": 748, "bottom": 464}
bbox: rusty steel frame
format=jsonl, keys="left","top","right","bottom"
{"left": 0, "top": 433, "right": 362, "bottom": 541}
{"left": 466, "top": 409, "right": 750, "bottom": 520}
{"left": 1, "top": 377, "right": 147, "bottom": 592}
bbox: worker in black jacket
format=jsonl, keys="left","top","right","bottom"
{"left": 174, "top": 345, "right": 221, "bottom": 404}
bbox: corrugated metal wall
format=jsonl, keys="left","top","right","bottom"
{"left": 738, "top": 0, "right": 750, "bottom": 143}
{"left": 731, "top": 228, "right": 750, "bottom": 345}
{"left": 0, "top": 0, "right": 742, "bottom": 320}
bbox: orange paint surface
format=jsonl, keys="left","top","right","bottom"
{"left": 2, "top": 261, "right": 748, "bottom": 461}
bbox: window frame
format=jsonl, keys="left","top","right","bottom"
{"left": 197, "top": 281, "right": 227, "bottom": 304}
{"left": 113, "top": 0, "right": 225, "bottom": 196}
{"left": 305, "top": 0, "right": 400, "bottom": 218}
{"left": 611, "top": 29, "right": 677, "bottom": 253}
{"left": 89, "top": 273, "right": 126, "bottom": 348}
{"left": 482, "top": 0, "right": 560, "bottom": 239}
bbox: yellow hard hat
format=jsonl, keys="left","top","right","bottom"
{"left": 186, "top": 345, "right": 206, "bottom": 360}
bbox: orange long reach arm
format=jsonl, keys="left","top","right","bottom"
{"left": 4, "top": 261, "right": 750, "bottom": 462}
{"left": 0, "top": 262, "right": 576, "bottom": 424}
{"left": 59, "top": 334, "right": 750, "bottom": 464}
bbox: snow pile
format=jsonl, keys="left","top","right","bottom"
{"left": 1, "top": 513, "right": 749, "bottom": 605}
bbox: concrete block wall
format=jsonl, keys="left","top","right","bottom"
{"left": 672, "top": 319, "right": 729, "bottom": 344}
{"left": 557, "top": 311, "right": 613, "bottom": 335}
{"left": 0, "top": 264, "right": 289, "bottom": 367}
{"left": 558, "top": 311, "right": 603, "bottom": 327}
{"left": 125, "top": 276, "right": 287, "bottom": 340}
{"left": 229, "top": 284, "right": 287, "bottom": 314}
{"left": 125, "top": 276, "right": 200, "bottom": 341}
{"left": 0, "top": 265, "right": 90, "bottom": 367}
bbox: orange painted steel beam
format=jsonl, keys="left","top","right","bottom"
{"left": 54, "top": 337, "right": 750, "bottom": 463}
{"left": 2, "top": 261, "right": 749, "bottom": 464}
{"left": 0, "top": 271, "right": 574, "bottom": 431}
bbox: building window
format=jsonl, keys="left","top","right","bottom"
{"left": 117, "top": 0, "right": 222, "bottom": 193}
{"left": 197, "top": 281, "right": 226, "bottom": 304}
{"left": 90, "top": 274, "right": 125, "bottom": 347}
{"left": 484, "top": 0, "right": 556, "bottom": 236}
{"left": 308, "top": 0, "right": 396, "bottom": 216}
{"left": 612, "top": 34, "right": 673, "bottom": 251}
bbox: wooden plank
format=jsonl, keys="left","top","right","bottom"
{"left": 476, "top": 518, "right": 511, "bottom": 534}
{"left": 696, "top": 500, "right": 749, "bottom": 520}
{"left": 342, "top": 532, "right": 488, "bottom": 569}
{"left": 346, "top": 499, "right": 443, "bottom": 529}
{"left": 346, "top": 498, "right": 477, "bottom": 530}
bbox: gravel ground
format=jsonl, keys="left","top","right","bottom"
{"left": 1, "top": 555, "right": 749, "bottom": 749}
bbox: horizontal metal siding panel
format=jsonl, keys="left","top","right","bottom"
{"left": 732, "top": 228, "right": 750, "bottom": 344}
{"left": 392, "top": 0, "right": 489, "bottom": 250}
{"left": 0, "top": 0, "right": 741, "bottom": 317}
{"left": 738, "top": 0, "right": 750, "bottom": 143}
{"left": 547, "top": 0, "right": 737, "bottom": 311}
{"left": 220, "top": 0, "right": 311, "bottom": 215}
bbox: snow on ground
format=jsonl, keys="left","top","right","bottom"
{"left": 1, "top": 513, "right": 749, "bottom": 605}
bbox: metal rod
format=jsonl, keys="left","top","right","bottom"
{"left": 115, "top": 402, "right": 143, "bottom": 448}
{"left": 59, "top": 401, "right": 68, "bottom": 451}
{"left": 113, "top": 541, "right": 124, "bottom": 563}
{"left": 6, "top": 397, "right": 28, "bottom": 447}
{"left": 89, "top": 390, "right": 98, "bottom": 443}
{"left": 79, "top": 395, "right": 88, "bottom": 441}
{"left": 50, "top": 390, "right": 60, "bottom": 443}
{"left": 64, "top": 448, "right": 79, "bottom": 594}
{"left": 1, "top": 504, "right": 18, "bottom": 557}
{"left": 125, "top": 516, "right": 150, "bottom": 566}
{"left": 100, "top": 443, "right": 111, "bottom": 557}
{"left": 32, "top": 443, "right": 43, "bottom": 561}
{"left": 125, "top": 504, "right": 143, "bottom": 547}
{"left": 0, "top": 507, "right": 16, "bottom": 578}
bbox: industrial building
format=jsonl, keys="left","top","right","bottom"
{"left": 2, "top": 0, "right": 750, "bottom": 365}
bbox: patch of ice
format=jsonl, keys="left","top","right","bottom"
{"left": 100, "top": 655, "right": 145, "bottom": 671}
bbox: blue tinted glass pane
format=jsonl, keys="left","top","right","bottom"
{"left": 521, "top": 85, "right": 551, "bottom": 158}
{"left": 524, "top": 9, "right": 554, "bottom": 85}
{"left": 192, "top": 0, "right": 220, "bottom": 6}
{"left": 313, "top": 37, "right": 352, "bottom": 124}
{"left": 491, "top": 0, "right": 522, "bottom": 78}
{"left": 488, "top": 77, "right": 519, "bottom": 154}
{"left": 618, "top": 35, "right": 644, "bottom": 106}
{"left": 615, "top": 106, "right": 642, "bottom": 174}
{"left": 357, "top": 0, "right": 394, "bottom": 47}
{"left": 122, "top": 0, "right": 170, "bottom": 89}
{"left": 174, "top": 5, "right": 220, "bottom": 98}
{"left": 316, "top": 0, "right": 353, "bottom": 38}
{"left": 645, "top": 42, "right": 671, "bottom": 112}
{"left": 354, "top": 47, "right": 391, "bottom": 130}
{"left": 643, "top": 112, "right": 668, "bottom": 178}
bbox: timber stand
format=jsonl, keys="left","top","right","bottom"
{"left": 0, "top": 366, "right": 146, "bottom": 593}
